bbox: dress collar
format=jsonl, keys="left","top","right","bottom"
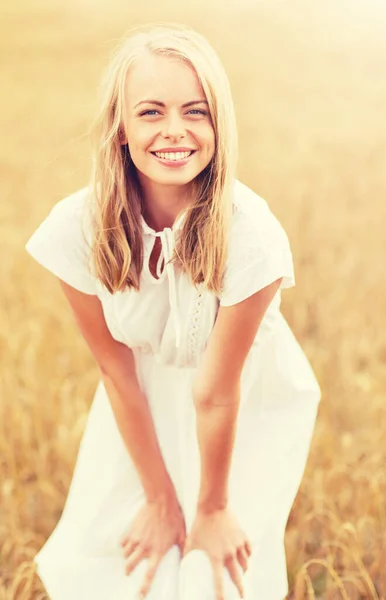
{"left": 140, "top": 208, "right": 188, "bottom": 236}
{"left": 140, "top": 208, "right": 189, "bottom": 349}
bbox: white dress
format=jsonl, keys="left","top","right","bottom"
{"left": 25, "top": 179, "right": 321, "bottom": 600}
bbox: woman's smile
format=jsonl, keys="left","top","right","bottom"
{"left": 150, "top": 149, "right": 197, "bottom": 168}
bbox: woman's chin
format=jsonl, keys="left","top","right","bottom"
{"left": 146, "top": 170, "right": 198, "bottom": 186}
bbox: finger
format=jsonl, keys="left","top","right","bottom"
{"left": 178, "top": 531, "right": 187, "bottom": 554}
{"left": 210, "top": 559, "right": 225, "bottom": 600}
{"left": 244, "top": 539, "right": 253, "bottom": 557}
{"left": 122, "top": 538, "right": 140, "bottom": 558}
{"left": 225, "top": 555, "right": 245, "bottom": 599}
{"left": 236, "top": 546, "right": 249, "bottom": 572}
{"left": 120, "top": 525, "right": 137, "bottom": 545}
{"left": 138, "top": 557, "right": 160, "bottom": 599}
{"left": 182, "top": 537, "right": 193, "bottom": 557}
{"left": 125, "top": 545, "right": 147, "bottom": 576}
{"left": 177, "top": 541, "right": 185, "bottom": 559}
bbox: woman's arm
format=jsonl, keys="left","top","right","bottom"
{"left": 59, "top": 280, "right": 186, "bottom": 595}
{"left": 59, "top": 280, "right": 175, "bottom": 504}
{"left": 184, "top": 279, "right": 283, "bottom": 599}
{"left": 192, "top": 278, "right": 283, "bottom": 512}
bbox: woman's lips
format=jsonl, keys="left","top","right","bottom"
{"left": 150, "top": 150, "right": 196, "bottom": 168}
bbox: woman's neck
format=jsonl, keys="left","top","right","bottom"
{"left": 139, "top": 176, "right": 192, "bottom": 232}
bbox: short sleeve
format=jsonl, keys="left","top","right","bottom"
{"left": 219, "top": 186, "right": 295, "bottom": 307}
{"left": 25, "top": 187, "right": 97, "bottom": 295}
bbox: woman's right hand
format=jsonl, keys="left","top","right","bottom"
{"left": 119, "top": 494, "right": 186, "bottom": 599}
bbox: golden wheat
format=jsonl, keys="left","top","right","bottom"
{"left": 1, "top": 0, "right": 385, "bottom": 598}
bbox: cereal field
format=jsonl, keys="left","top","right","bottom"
{"left": 1, "top": 0, "right": 385, "bottom": 598}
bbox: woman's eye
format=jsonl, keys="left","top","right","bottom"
{"left": 188, "top": 109, "right": 207, "bottom": 116}
{"left": 140, "top": 110, "right": 159, "bottom": 116}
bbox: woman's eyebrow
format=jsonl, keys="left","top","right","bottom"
{"left": 134, "top": 99, "right": 208, "bottom": 109}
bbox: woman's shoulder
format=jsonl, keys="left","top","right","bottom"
{"left": 25, "top": 185, "right": 97, "bottom": 295}
{"left": 47, "top": 186, "right": 96, "bottom": 247}
{"left": 218, "top": 180, "right": 295, "bottom": 305}
{"left": 231, "top": 179, "right": 276, "bottom": 226}
{"left": 49, "top": 186, "right": 92, "bottom": 220}
{"left": 232, "top": 178, "right": 269, "bottom": 212}
{"left": 230, "top": 179, "right": 290, "bottom": 251}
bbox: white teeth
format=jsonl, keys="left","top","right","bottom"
{"left": 154, "top": 151, "right": 192, "bottom": 160}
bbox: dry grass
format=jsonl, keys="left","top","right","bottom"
{"left": 1, "top": 0, "right": 386, "bottom": 598}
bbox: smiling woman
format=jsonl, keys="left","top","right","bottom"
{"left": 25, "top": 22, "right": 321, "bottom": 600}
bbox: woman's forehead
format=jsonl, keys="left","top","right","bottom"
{"left": 124, "top": 53, "right": 205, "bottom": 107}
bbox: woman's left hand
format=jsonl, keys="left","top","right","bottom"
{"left": 182, "top": 507, "right": 253, "bottom": 599}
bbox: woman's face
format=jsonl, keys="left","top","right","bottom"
{"left": 121, "top": 52, "right": 215, "bottom": 191}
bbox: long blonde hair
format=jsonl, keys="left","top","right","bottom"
{"left": 87, "top": 23, "right": 238, "bottom": 295}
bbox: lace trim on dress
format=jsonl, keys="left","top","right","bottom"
{"left": 187, "top": 282, "right": 205, "bottom": 365}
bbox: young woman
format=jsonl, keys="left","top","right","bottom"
{"left": 25, "top": 23, "right": 321, "bottom": 600}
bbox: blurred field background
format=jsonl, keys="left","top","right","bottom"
{"left": 1, "top": 0, "right": 386, "bottom": 598}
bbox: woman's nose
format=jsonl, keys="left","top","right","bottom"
{"left": 162, "top": 113, "right": 186, "bottom": 140}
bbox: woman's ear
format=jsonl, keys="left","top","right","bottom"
{"left": 118, "top": 127, "right": 128, "bottom": 145}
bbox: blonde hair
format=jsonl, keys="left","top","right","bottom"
{"left": 88, "top": 22, "right": 238, "bottom": 295}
